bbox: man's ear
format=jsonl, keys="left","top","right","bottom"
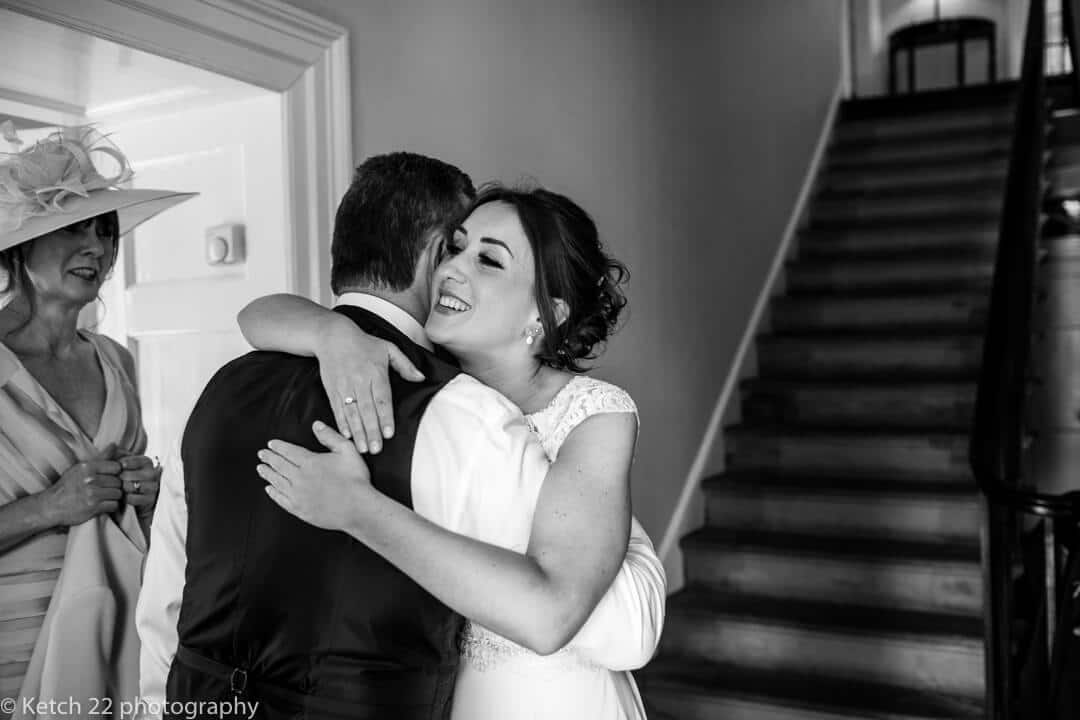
{"left": 552, "top": 298, "right": 570, "bottom": 327}
{"left": 417, "top": 229, "right": 445, "bottom": 278}
{"left": 424, "top": 228, "right": 445, "bottom": 261}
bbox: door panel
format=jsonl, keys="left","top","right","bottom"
{"left": 132, "top": 330, "right": 252, "bottom": 475}
{"left": 98, "top": 92, "right": 286, "bottom": 474}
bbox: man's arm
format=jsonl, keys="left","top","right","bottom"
{"left": 569, "top": 516, "right": 667, "bottom": 670}
{"left": 409, "top": 376, "right": 633, "bottom": 653}
{"left": 134, "top": 456, "right": 187, "bottom": 716}
{"left": 411, "top": 377, "right": 547, "bottom": 552}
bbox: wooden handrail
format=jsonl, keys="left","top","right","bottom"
{"left": 967, "top": 0, "right": 1046, "bottom": 718}
{"left": 969, "top": 2, "right": 1044, "bottom": 501}
{"left": 965, "top": 1, "right": 1080, "bottom": 716}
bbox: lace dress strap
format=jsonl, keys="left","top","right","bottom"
{"left": 574, "top": 376, "right": 637, "bottom": 418}
{"left": 528, "top": 376, "right": 637, "bottom": 461}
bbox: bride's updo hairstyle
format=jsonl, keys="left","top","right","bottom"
{"left": 471, "top": 184, "right": 628, "bottom": 372}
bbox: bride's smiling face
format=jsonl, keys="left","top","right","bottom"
{"left": 425, "top": 201, "right": 539, "bottom": 361}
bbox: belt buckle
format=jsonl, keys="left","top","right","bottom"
{"left": 230, "top": 667, "right": 248, "bottom": 696}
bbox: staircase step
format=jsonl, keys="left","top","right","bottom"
{"left": 770, "top": 293, "right": 987, "bottom": 333}
{"left": 757, "top": 334, "right": 982, "bottom": 380}
{"left": 812, "top": 193, "right": 1000, "bottom": 224}
{"left": 785, "top": 257, "right": 994, "bottom": 294}
{"left": 816, "top": 175, "right": 1004, "bottom": 205}
{"left": 812, "top": 179, "right": 1003, "bottom": 222}
{"left": 640, "top": 657, "right": 983, "bottom": 720}
{"left": 725, "top": 426, "right": 971, "bottom": 480}
{"left": 798, "top": 219, "right": 999, "bottom": 259}
{"left": 660, "top": 589, "right": 984, "bottom": 699}
{"left": 828, "top": 132, "right": 1010, "bottom": 167}
{"left": 703, "top": 473, "right": 980, "bottom": 543}
{"left": 809, "top": 207, "right": 999, "bottom": 233}
{"left": 839, "top": 79, "right": 1015, "bottom": 120}
{"left": 681, "top": 528, "right": 982, "bottom": 615}
{"left": 830, "top": 123, "right": 1012, "bottom": 160}
{"left": 833, "top": 118, "right": 1010, "bottom": 144}
{"left": 827, "top": 144, "right": 1011, "bottom": 180}
{"left": 834, "top": 104, "right": 1013, "bottom": 144}
{"left": 740, "top": 379, "right": 975, "bottom": 428}
{"left": 822, "top": 154, "right": 1009, "bottom": 193}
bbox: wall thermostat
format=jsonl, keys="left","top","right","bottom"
{"left": 205, "top": 223, "right": 245, "bottom": 265}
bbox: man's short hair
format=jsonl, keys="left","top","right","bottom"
{"left": 331, "top": 152, "right": 475, "bottom": 294}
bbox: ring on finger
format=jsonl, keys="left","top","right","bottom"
{"left": 344, "top": 396, "right": 357, "bottom": 405}
{"left": 131, "top": 479, "right": 141, "bottom": 494}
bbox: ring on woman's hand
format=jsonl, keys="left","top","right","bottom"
{"left": 131, "top": 480, "right": 141, "bottom": 494}
{"left": 343, "top": 396, "right": 357, "bottom": 405}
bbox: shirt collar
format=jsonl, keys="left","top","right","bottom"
{"left": 332, "top": 292, "right": 434, "bottom": 351}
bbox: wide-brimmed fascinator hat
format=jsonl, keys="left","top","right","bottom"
{"left": 0, "top": 120, "right": 197, "bottom": 253}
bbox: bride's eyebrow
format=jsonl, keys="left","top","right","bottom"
{"left": 480, "top": 237, "right": 513, "bottom": 257}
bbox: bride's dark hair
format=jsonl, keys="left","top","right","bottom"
{"left": 470, "top": 184, "right": 628, "bottom": 372}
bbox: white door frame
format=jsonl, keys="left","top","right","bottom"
{"left": 0, "top": 0, "right": 351, "bottom": 305}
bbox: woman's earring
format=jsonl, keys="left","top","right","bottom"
{"left": 524, "top": 326, "right": 542, "bottom": 346}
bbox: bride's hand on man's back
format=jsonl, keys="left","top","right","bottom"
{"left": 258, "top": 421, "right": 373, "bottom": 532}
{"left": 316, "top": 314, "right": 425, "bottom": 455}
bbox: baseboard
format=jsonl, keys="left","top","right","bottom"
{"left": 657, "top": 79, "right": 844, "bottom": 589}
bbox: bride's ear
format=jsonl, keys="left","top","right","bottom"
{"left": 552, "top": 298, "right": 570, "bottom": 327}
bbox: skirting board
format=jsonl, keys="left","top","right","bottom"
{"left": 657, "top": 79, "right": 845, "bottom": 587}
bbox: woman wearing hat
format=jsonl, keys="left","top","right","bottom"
{"left": 0, "top": 122, "right": 194, "bottom": 716}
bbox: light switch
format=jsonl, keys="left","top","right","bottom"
{"left": 205, "top": 223, "right": 245, "bottom": 265}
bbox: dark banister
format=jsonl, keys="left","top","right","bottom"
{"left": 969, "top": 0, "right": 1043, "bottom": 503}
{"left": 968, "top": 0, "right": 1045, "bottom": 717}
{"left": 1065, "top": 0, "right": 1080, "bottom": 101}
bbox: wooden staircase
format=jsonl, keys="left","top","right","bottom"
{"left": 637, "top": 86, "right": 1030, "bottom": 720}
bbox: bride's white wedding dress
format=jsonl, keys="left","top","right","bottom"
{"left": 450, "top": 375, "right": 666, "bottom": 720}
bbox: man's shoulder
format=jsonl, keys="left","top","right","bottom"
{"left": 217, "top": 348, "right": 316, "bottom": 376}
{"left": 195, "top": 349, "right": 321, "bottom": 409}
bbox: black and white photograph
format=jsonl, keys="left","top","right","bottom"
{"left": 0, "top": 1, "right": 1075, "bottom": 718}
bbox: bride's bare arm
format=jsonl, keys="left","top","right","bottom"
{"left": 260, "top": 412, "right": 635, "bottom": 655}
{"left": 238, "top": 293, "right": 335, "bottom": 357}
{"left": 515, "top": 412, "right": 634, "bottom": 647}
{"left": 238, "top": 293, "right": 423, "bottom": 453}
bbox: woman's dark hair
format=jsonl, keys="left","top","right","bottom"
{"left": 0, "top": 210, "right": 120, "bottom": 321}
{"left": 471, "top": 184, "right": 628, "bottom": 372}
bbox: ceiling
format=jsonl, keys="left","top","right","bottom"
{"left": 0, "top": 8, "right": 270, "bottom": 128}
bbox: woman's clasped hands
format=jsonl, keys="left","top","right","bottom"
{"left": 40, "top": 443, "right": 161, "bottom": 526}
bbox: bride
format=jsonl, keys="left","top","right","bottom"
{"left": 242, "top": 184, "right": 665, "bottom": 719}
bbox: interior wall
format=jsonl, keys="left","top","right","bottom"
{"left": 852, "top": 0, "right": 1015, "bottom": 96}
{"left": 284, "top": 0, "right": 845, "bottom": 583}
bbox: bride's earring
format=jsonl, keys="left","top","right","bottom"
{"left": 524, "top": 325, "right": 542, "bottom": 346}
